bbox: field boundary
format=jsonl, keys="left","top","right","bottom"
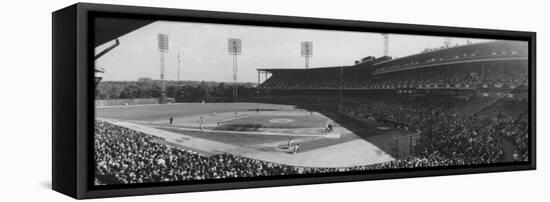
{"left": 151, "top": 125, "right": 342, "bottom": 138}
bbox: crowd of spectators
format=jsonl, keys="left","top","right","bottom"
{"left": 260, "top": 74, "right": 340, "bottom": 89}
{"left": 474, "top": 100, "right": 529, "bottom": 161}
{"left": 340, "top": 95, "right": 529, "bottom": 163}
{"left": 95, "top": 116, "right": 513, "bottom": 185}
{"left": 259, "top": 66, "right": 527, "bottom": 90}
{"left": 95, "top": 96, "right": 528, "bottom": 185}
{"left": 95, "top": 120, "right": 315, "bottom": 184}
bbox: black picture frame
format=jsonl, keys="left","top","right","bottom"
{"left": 52, "top": 3, "right": 536, "bottom": 199}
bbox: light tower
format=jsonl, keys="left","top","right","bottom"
{"left": 301, "top": 41, "right": 313, "bottom": 69}
{"left": 158, "top": 33, "right": 169, "bottom": 103}
{"left": 382, "top": 33, "right": 389, "bottom": 57}
{"left": 228, "top": 38, "right": 242, "bottom": 102}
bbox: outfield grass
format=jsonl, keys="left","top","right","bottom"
{"left": 96, "top": 102, "right": 296, "bottom": 122}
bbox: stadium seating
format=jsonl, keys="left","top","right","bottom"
{"left": 258, "top": 41, "right": 528, "bottom": 90}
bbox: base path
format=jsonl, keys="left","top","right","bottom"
{"left": 108, "top": 120, "right": 394, "bottom": 168}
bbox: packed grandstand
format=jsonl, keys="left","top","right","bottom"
{"left": 94, "top": 40, "right": 529, "bottom": 185}
{"left": 258, "top": 41, "right": 527, "bottom": 90}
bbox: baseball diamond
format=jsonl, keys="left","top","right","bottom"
{"left": 97, "top": 102, "right": 411, "bottom": 168}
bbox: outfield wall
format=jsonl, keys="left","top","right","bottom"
{"left": 95, "top": 98, "right": 158, "bottom": 106}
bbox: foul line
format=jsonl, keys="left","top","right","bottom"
{"left": 151, "top": 125, "right": 341, "bottom": 138}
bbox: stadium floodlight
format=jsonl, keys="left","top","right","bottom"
{"left": 301, "top": 41, "right": 312, "bottom": 69}
{"left": 228, "top": 38, "right": 242, "bottom": 55}
{"left": 228, "top": 38, "right": 242, "bottom": 102}
{"left": 158, "top": 33, "right": 169, "bottom": 52}
{"left": 158, "top": 33, "right": 169, "bottom": 103}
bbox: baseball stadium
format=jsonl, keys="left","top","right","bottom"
{"left": 93, "top": 19, "right": 529, "bottom": 185}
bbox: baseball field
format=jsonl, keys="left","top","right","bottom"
{"left": 96, "top": 102, "right": 414, "bottom": 168}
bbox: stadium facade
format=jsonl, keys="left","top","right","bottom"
{"left": 256, "top": 40, "right": 528, "bottom": 99}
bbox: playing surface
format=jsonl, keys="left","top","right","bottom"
{"left": 96, "top": 102, "right": 413, "bottom": 168}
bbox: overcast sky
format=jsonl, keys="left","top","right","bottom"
{"left": 95, "top": 20, "right": 490, "bottom": 82}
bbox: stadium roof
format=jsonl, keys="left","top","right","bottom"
{"left": 94, "top": 18, "right": 154, "bottom": 47}
{"left": 257, "top": 65, "right": 352, "bottom": 74}
{"left": 373, "top": 40, "right": 526, "bottom": 66}
{"left": 258, "top": 40, "right": 528, "bottom": 75}
{"left": 371, "top": 40, "right": 528, "bottom": 74}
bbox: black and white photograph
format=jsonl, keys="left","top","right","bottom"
{"left": 93, "top": 18, "right": 530, "bottom": 186}
{"left": 3, "top": 0, "right": 550, "bottom": 201}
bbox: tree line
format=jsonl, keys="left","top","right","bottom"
{"left": 96, "top": 77, "right": 257, "bottom": 101}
